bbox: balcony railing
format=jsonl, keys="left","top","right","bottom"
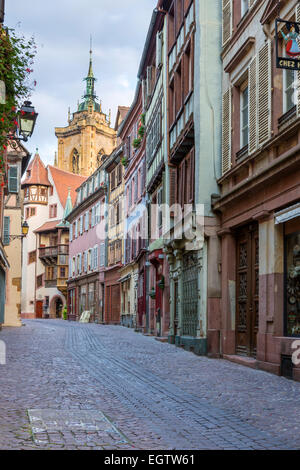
{"left": 39, "top": 244, "right": 69, "bottom": 258}
{"left": 170, "top": 93, "right": 194, "bottom": 151}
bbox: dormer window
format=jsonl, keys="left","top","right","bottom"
{"left": 26, "top": 170, "right": 31, "bottom": 178}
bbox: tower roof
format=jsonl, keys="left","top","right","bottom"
{"left": 21, "top": 149, "right": 51, "bottom": 187}
{"left": 57, "top": 188, "right": 73, "bottom": 228}
{"left": 78, "top": 46, "right": 101, "bottom": 113}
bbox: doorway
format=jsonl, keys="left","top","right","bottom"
{"left": 35, "top": 300, "right": 43, "bottom": 319}
{"left": 55, "top": 298, "right": 63, "bottom": 319}
{"left": 236, "top": 223, "right": 259, "bottom": 357}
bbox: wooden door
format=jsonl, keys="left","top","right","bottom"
{"left": 236, "top": 224, "right": 259, "bottom": 357}
{"left": 35, "top": 301, "right": 43, "bottom": 319}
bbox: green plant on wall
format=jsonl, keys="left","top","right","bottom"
{"left": 121, "top": 156, "right": 128, "bottom": 167}
{"left": 0, "top": 26, "right": 37, "bottom": 164}
{"left": 133, "top": 137, "right": 141, "bottom": 149}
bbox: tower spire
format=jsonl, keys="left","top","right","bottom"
{"left": 77, "top": 37, "right": 101, "bottom": 113}
{"left": 88, "top": 35, "right": 94, "bottom": 78}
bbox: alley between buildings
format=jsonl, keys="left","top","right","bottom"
{"left": 0, "top": 319, "right": 299, "bottom": 450}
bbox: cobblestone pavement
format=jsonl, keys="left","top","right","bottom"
{"left": 0, "top": 319, "right": 299, "bottom": 450}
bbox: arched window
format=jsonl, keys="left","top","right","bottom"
{"left": 72, "top": 149, "right": 80, "bottom": 174}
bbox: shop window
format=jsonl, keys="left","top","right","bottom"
{"left": 285, "top": 231, "right": 300, "bottom": 337}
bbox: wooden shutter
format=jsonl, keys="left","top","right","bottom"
{"left": 258, "top": 41, "right": 272, "bottom": 146}
{"left": 296, "top": 4, "right": 300, "bottom": 117}
{"left": 3, "top": 216, "right": 10, "bottom": 245}
{"left": 8, "top": 166, "right": 18, "bottom": 193}
{"left": 147, "top": 66, "right": 153, "bottom": 96}
{"left": 169, "top": 166, "right": 177, "bottom": 207}
{"left": 222, "top": 88, "right": 232, "bottom": 174}
{"left": 248, "top": 56, "right": 257, "bottom": 155}
{"left": 222, "top": 0, "right": 232, "bottom": 47}
{"left": 188, "top": 148, "right": 195, "bottom": 203}
{"left": 156, "top": 31, "right": 163, "bottom": 68}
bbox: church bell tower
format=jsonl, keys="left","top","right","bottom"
{"left": 55, "top": 46, "right": 116, "bottom": 177}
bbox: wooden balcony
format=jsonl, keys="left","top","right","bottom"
{"left": 39, "top": 244, "right": 69, "bottom": 265}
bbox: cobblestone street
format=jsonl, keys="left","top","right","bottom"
{"left": 0, "top": 319, "right": 299, "bottom": 450}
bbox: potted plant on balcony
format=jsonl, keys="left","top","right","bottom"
{"left": 121, "top": 157, "right": 128, "bottom": 167}
{"left": 133, "top": 137, "right": 141, "bottom": 149}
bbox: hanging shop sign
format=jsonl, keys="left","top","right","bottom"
{"left": 276, "top": 18, "right": 300, "bottom": 70}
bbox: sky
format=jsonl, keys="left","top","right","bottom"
{"left": 5, "top": 0, "right": 155, "bottom": 165}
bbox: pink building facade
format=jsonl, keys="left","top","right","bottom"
{"left": 67, "top": 166, "right": 107, "bottom": 322}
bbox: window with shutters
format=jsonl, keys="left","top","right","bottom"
{"left": 176, "top": 0, "right": 184, "bottom": 34}
{"left": 91, "top": 206, "right": 95, "bottom": 228}
{"left": 240, "top": 84, "right": 249, "bottom": 148}
{"left": 183, "top": 41, "right": 193, "bottom": 99}
{"left": 36, "top": 274, "right": 43, "bottom": 288}
{"left": 168, "top": 5, "right": 175, "bottom": 50}
{"left": 85, "top": 211, "right": 89, "bottom": 231}
{"left": 28, "top": 250, "right": 36, "bottom": 264}
{"left": 100, "top": 243, "right": 105, "bottom": 266}
{"left": 175, "top": 61, "right": 183, "bottom": 115}
{"left": 110, "top": 169, "right": 116, "bottom": 191}
{"left": 222, "top": 88, "right": 232, "bottom": 174}
{"left": 75, "top": 219, "right": 78, "bottom": 238}
{"left": 222, "top": 0, "right": 232, "bottom": 47}
{"left": 156, "top": 31, "right": 163, "bottom": 69}
{"left": 80, "top": 215, "right": 83, "bottom": 235}
{"left": 129, "top": 181, "right": 132, "bottom": 209}
{"left": 117, "top": 163, "right": 122, "bottom": 185}
{"left": 8, "top": 166, "right": 18, "bottom": 193}
{"left": 49, "top": 204, "right": 57, "bottom": 218}
{"left": 3, "top": 216, "right": 10, "bottom": 245}
{"left": 26, "top": 207, "right": 36, "bottom": 219}
{"left": 146, "top": 104, "right": 162, "bottom": 165}
{"left": 157, "top": 187, "right": 163, "bottom": 229}
{"left": 258, "top": 41, "right": 271, "bottom": 147}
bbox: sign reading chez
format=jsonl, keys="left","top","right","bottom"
{"left": 276, "top": 19, "right": 300, "bottom": 70}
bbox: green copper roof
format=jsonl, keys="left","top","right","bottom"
{"left": 78, "top": 48, "right": 100, "bottom": 113}
{"left": 57, "top": 189, "right": 73, "bottom": 228}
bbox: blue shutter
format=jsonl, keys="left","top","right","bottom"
{"left": 3, "top": 217, "right": 10, "bottom": 245}
{"left": 69, "top": 224, "right": 73, "bottom": 242}
{"left": 8, "top": 167, "right": 18, "bottom": 193}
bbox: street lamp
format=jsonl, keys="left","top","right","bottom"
{"left": 17, "top": 101, "right": 38, "bottom": 142}
{"left": 9, "top": 220, "right": 29, "bottom": 241}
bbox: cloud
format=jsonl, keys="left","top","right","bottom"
{"left": 5, "top": 0, "right": 155, "bottom": 164}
